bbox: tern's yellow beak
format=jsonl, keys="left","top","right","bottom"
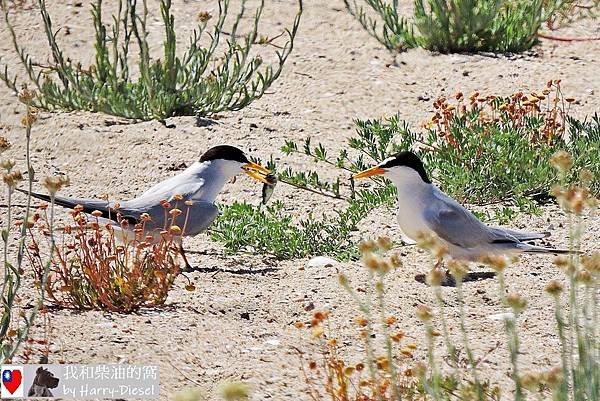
{"left": 242, "top": 162, "right": 271, "bottom": 184}
{"left": 353, "top": 166, "right": 386, "bottom": 179}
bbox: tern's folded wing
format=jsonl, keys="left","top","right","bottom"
{"left": 423, "top": 192, "right": 508, "bottom": 248}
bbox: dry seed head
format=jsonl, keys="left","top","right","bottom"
{"left": 3, "top": 170, "right": 23, "bottom": 188}
{"left": 362, "top": 252, "right": 380, "bottom": 271}
{"left": 506, "top": 293, "right": 527, "bottom": 312}
{"left": 376, "top": 236, "right": 393, "bottom": 251}
{"left": 416, "top": 231, "right": 439, "bottom": 251}
{"left": 355, "top": 316, "right": 368, "bottom": 327}
{"left": 480, "top": 255, "right": 509, "bottom": 272}
{"left": 543, "top": 367, "right": 563, "bottom": 389}
{"left": 554, "top": 256, "right": 576, "bottom": 275}
{"left": 169, "top": 208, "right": 182, "bottom": 217}
{"left": 344, "top": 367, "right": 355, "bottom": 376}
{"left": 520, "top": 371, "right": 542, "bottom": 391}
{"left": 1, "top": 159, "right": 15, "bottom": 171}
{"left": 218, "top": 382, "right": 249, "bottom": 401}
{"left": 197, "top": 11, "right": 212, "bottom": 22}
{"left": 412, "top": 362, "right": 427, "bottom": 377}
{"left": 293, "top": 321, "right": 304, "bottom": 329}
{"left": 415, "top": 304, "right": 433, "bottom": 322}
{"left": 550, "top": 150, "right": 573, "bottom": 172}
{"left": 576, "top": 270, "right": 592, "bottom": 285}
{"left": 312, "top": 327, "right": 324, "bottom": 338}
{"left": 338, "top": 273, "right": 349, "bottom": 288}
{"left": 545, "top": 280, "right": 563, "bottom": 296}
{"left": 376, "top": 356, "right": 389, "bottom": 371}
{"left": 355, "top": 362, "right": 365, "bottom": 372}
{"left": 389, "top": 253, "right": 403, "bottom": 268}
{"left": 185, "top": 200, "right": 194, "bottom": 206}
{"left": 433, "top": 243, "right": 448, "bottom": 258}
{"left": 17, "top": 88, "right": 36, "bottom": 104}
{"left": 43, "top": 175, "right": 69, "bottom": 194}
{"left": 140, "top": 213, "right": 151, "bottom": 221}
{"left": 390, "top": 331, "right": 405, "bottom": 342}
{"left": 91, "top": 210, "right": 103, "bottom": 217}
{"left": 426, "top": 268, "right": 445, "bottom": 287}
{"left": 447, "top": 259, "right": 469, "bottom": 281}
{"left": 377, "top": 260, "right": 392, "bottom": 275}
{"left": 578, "top": 168, "right": 593, "bottom": 184}
{"left": 581, "top": 253, "right": 600, "bottom": 274}
{"left": 20, "top": 110, "right": 38, "bottom": 127}
{"left": 170, "top": 225, "right": 182, "bottom": 235}
{"left": 172, "top": 194, "right": 183, "bottom": 201}
{"left": 385, "top": 316, "right": 397, "bottom": 326}
{"left": 0, "top": 137, "right": 11, "bottom": 153}
{"left": 358, "top": 239, "right": 376, "bottom": 253}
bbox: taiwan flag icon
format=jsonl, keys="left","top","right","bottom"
{"left": 1, "top": 365, "right": 24, "bottom": 398}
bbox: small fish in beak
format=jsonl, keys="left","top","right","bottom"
{"left": 261, "top": 173, "right": 278, "bottom": 205}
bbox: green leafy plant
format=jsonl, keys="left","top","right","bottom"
{"left": 284, "top": 81, "right": 600, "bottom": 207}
{"left": 0, "top": 0, "right": 302, "bottom": 120}
{"left": 211, "top": 193, "right": 390, "bottom": 261}
{"left": 345, "top": 0, "right": 565, "bottom": 53}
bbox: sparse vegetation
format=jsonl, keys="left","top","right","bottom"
{"left": 344, "top": 0, "right": 574, "bottom": 53}
{"left": 295, "top": 152, "right": 598, "bottom": 400}
{"left": 25, "top": 199, "right": 192, "bottom": 313}
{"left": 212, "top": 82, "right": 599, "bottom": 259}
{"left": 1, "top": 90, "right": 47, "bottom": 362}
{"left": 0, "top": 0, "right": 302, "bottom": 120}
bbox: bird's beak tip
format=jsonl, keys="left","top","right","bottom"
{"left": 242, "top": 162, "right": 271, "bottom": 184}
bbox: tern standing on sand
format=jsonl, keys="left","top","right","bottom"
{"left": 22, "top": 145, "right": 270, "bottom": 268}
{"left": 353, "top": 151, "right": 569, "bottom": 262}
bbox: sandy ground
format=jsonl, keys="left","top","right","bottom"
{"left": 1, "top": 1, "right": 599, "bottom": 400}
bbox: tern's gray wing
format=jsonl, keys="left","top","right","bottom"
{"left": 423, "top": 190, "right": 519, "bottom": 248}
{"left": 140, "top": 162, "right": 207, "bottom": 201}
{"left": 177, "top": 201, "right": 220, "bottom": 236}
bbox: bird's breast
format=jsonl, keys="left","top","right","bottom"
{"left": 396, "top": 196, "right": 431, "bottom": 242}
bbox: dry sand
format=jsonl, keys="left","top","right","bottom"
{"left": 0, "top": 1, "right": 599, "bottom": 400}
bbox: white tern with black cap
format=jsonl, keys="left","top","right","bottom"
{"left": 353, "top": 151, "right": 569, "bottom": 262}
{"left": 21, "top": 145, "right": 271, "bottom": 269}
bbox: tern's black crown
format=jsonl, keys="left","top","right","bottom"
{"left": 380, "top": 151, "right": 431, "bottom": 183}
{"left": 200, "top": 145, "right": 249, "bottom": 164}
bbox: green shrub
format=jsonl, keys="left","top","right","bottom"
{"left": 345, "top": 0, "right": 564, "bottom": 53}
{"left": 0, "top": 0, "right": 302, "bottom": 120}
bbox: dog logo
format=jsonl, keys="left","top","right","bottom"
{"left": 1, "top": 365, "right": 24, "bottom": 398}
{"left": 27, "top": 367, "right": 60, "bottom": 397}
